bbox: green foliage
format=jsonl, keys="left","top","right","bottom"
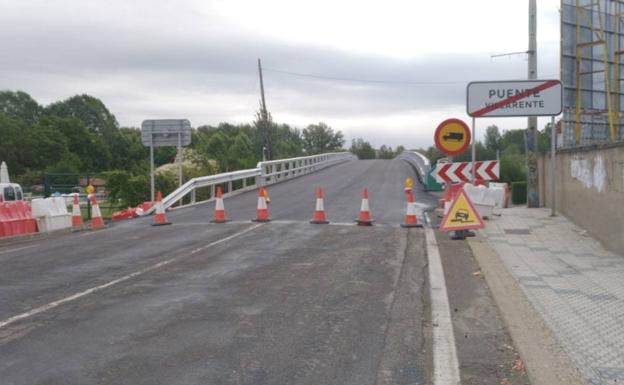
{"left": 484, "top": 125, "right": 502, "bottom": 153}
{"left": 511, "top": 181, "right": 527, "bottom": 204}
{"left": 377, "top": 145, "right": 395, "bottom": 159}
{"left": 0, "top": 90, "right": 43, "bottom": 125}
{"left": 103, "top": 170, "right": 150, "bottom": 207}
{"left": 500, "top": 129, "right": 526, "bottom": 155}
{"left": 44, "top": 94, "right": 118, "bottom": 138}
{"left": 302, "top": 122, "right": 345, "bottom": 154}
{"left": 350, "top": 138, "right": 376, "bottom": 159}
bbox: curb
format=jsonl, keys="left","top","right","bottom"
{"left": 467, "top": 235, "right": 586, "bottom": 385}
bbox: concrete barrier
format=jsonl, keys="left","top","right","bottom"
{"left": 31, "top": 197, "right": 72, "bottom": 232}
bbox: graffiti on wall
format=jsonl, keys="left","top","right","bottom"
{"left": 570, "top": 155, "right": 607, "bottom": 193}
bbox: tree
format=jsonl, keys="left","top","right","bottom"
{"left": 109, "top": 128, "right": 148, "bottom": 173}
{"left": 395, "top": 145, "right": 405, "bottom": 156}
{"left": 377, "top": 145, "right": 395, "bottom": 159}
{"left": 501, "top": 129, "right": 526, "bottom": 155}
{"left": 36, "top": 115, "right": 111, "bottom": 171}
{"left": 0, "top": 91, "right": 43, "bottom": 125}
{"left": 0, "top": 113, "right": 68, "bottom": 175}
{"left": 484, "top": 125, "right": 502, "bottom": 153}
{"left": 45, "top": 94, "right": 119, "bottom": 139}
{"left": 350, "top": 138, "right": 376, "bottom": 159}
{"left": 302, "top": 122, "right": 345, "bottom": 154}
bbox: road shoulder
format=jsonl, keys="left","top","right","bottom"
{"left": 468, "top": 235, "right": 585, "bottom": 385}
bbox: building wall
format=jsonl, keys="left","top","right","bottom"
{"left": 538, "top": 143, "right": 624, "bottom": 254}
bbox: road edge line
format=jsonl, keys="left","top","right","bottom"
{"left": 0, "top": 223, "right": 263, "bottom": 330}
{"left": 424, "top": 215, "right": 461, "bottom": 385}
{"left": 467, "top": 235, "right": 586, "bottom": 385}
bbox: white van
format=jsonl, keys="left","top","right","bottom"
{"left": 0, "top": 183, "right": 24, "bottom": 202}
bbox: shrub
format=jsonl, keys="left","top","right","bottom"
{"left": 511, "top": 181, "right": 527, "bottom": 205}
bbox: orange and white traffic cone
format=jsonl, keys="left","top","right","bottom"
{"left": 152, "top": 191, "right": 171, "bottom": 226}
{"left": 211, "top": 186, "right": 229, "bottom": 223}
{"left": 252, "top": 186, "right": 271, "bottom": 222}
{"left": 89, "top": 194, "right": 106, "bottom": 229}
{"left": 356, "top": 188, "right": 374, "bottom": 226}
{"left": 310, "top": 187, "right": 329, "bottom": 224}
{"left": 72, "top": 193, "right": 83, "bottom": 228}
{"left": 401, "top": 189, "right": 422, "bottom": 228}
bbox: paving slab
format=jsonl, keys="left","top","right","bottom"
{"left": 478, "top": 207, "right": 624, "bottom": 385}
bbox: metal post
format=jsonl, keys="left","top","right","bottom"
{"left": 527, "top": 0, "right": 540, "bottom": 207}
{"left": 150, "top": 134, "right": 155, "bottom": 202}
{"left": 471, "top": 117, "right": 476, "bottom": 182}
{"left": 550, "top": 116, "right": 556, "bottom": 216}
{"left": 177, "top": 132, "right": 183, "bottom": 188}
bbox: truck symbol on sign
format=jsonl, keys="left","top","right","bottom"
{"left": 450, "top": 209, "right": 470, "bottom": 223}
{"left": 443, "top": 132, "right": 464, "bottom": 142}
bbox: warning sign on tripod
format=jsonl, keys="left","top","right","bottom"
{"left": 439, "top": 189, "right": 484, "bottom": 232}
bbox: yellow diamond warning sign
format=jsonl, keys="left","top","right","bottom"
{"left": 439, "top": 189, "right": 485, "bottom": 232}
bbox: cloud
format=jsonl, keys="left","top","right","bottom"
{"left": 0, "top": 0, "right": 561, "bottom": 148}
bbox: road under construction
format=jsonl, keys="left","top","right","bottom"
{"left": 0, "top": 158, "right": 531, "bottom": 385}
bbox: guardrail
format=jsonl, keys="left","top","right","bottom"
{"left": 147, "top": 152, "right": 356, "bottom": 214}
{"left": 396, "top": 151, "right": 431, "bottom": 183}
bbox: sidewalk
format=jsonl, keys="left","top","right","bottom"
{"left": 477, "top": 207, "right": 624, "bottom": 385}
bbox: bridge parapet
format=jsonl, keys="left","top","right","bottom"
{"left": 396, "top": 151, "right": 431, "bottom": 183}
{"left": 147, "top": 152, "right": 356, "bottom": 214}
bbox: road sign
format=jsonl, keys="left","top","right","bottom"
{"left": 434, "top": 118, "right": 471, "bottom": 156}
{"left": 439, "top": 189, "right": 485, "bottom": 232}
{"left": 141, "top": 119, "right": 192, "bottom": 202}
{"left": 432, "top": 160, "right": 499, "bottom": 183}
{"left": 467, "top": 80, "right": 562, "bottom": 117}
{"left": 141, "top": 119, "right": 192, "bottom": 147}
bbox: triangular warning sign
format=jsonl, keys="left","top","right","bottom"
{"left": 439, "top": 189, "right": 485, "bottom": 232}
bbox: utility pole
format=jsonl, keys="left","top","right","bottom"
{"left": 526, "top": 0, "right": 539, "bottom": 207}
{"left": 257, "top": 58, "right": 272, "bottom": 160}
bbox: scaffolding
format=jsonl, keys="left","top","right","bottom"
{"left": 562, "top": 0, "right": 624, "bottom": 146}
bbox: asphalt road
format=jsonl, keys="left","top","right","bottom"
{"left": 0, "top": 159, "right": 434, "bottom": 385}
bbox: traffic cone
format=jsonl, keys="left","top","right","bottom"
{"left": 152, "top": 191, "right": 171, "bottom": 226}
{"left": 89, "top": 194, "right": 106, "bottom": 229}
{"left": 211, "top": 186, "right": 229, "bottom": 223}
{"left": 310, "top": 187, "right": 329, "bottom": 224}
{"left": 72, "top": 193, "right": 83, "bottom": 228}
{"left": 252, "top": 186, "right": 271, "bottom": 222}
{"left": 356, "top": 188, "right": 374, "bottom": 226}
{"left": 401, "top": 189, "right": 422, "bottom": 228}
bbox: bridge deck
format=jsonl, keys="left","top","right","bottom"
{"left": 0, "top": 159, "right": 434, "bottom": 385}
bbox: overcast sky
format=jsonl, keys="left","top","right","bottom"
{"left": 0, "top": 0, "right": 561, "bottom": 148}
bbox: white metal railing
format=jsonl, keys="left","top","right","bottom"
{"left": 146, "top": 152, "right": 356, "bottom": 214}
{"left": 397, "top": 151, "right": 431, "bottom": 183}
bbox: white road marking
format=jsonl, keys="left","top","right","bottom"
{"left": 0, "top": 223, "right": 263, "bottom": 330}
{"left": 425, "top": 213, "right": 461, "bottom": 385}
{"left": 0, "top": 244, "right": 36, "bottom": 255}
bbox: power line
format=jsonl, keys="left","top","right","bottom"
{"left": 263, "top": 67, "right": 560, "bottom": 86}
{"left": 262, "top": 67, "right": 468, "bottom": 85}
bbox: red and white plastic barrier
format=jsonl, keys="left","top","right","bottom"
{"left": 0, "top": 201, "right": 38, "bottom": 238}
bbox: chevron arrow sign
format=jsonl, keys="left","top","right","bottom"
{"left": 432, "top": 160, "right": 499, "bottom": 183}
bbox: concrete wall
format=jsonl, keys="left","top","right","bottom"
{"left": 538, "top": 143, "right": 624, "bottom": 254}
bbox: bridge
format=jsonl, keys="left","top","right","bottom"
{"left": 0, "top": 154, "right": 527, "bottom": 385}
